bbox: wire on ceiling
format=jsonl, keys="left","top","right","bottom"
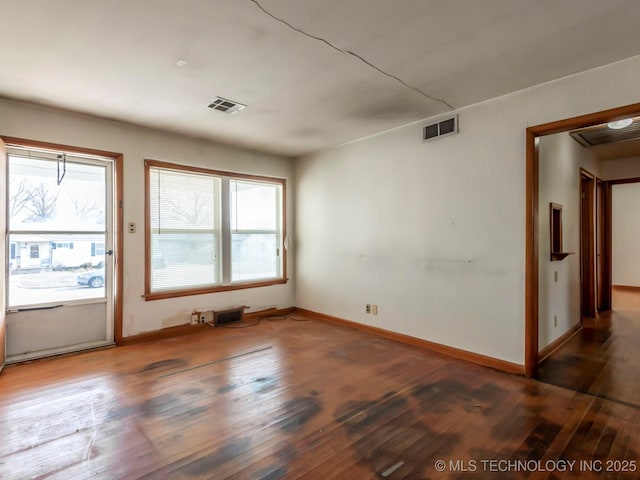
{"left": 249, "top": 0, "right": 455, "bottom": 111}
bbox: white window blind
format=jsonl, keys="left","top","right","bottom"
{"left": 149, "top": 167, "right": 220, "bottom": 292}
{"left": 145, "top": 161, "right": 285, "bottom": 298}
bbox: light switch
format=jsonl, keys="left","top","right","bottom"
{"left": 128, "top": 222, "right": 136, "bottom": 233}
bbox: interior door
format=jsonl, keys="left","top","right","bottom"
{"left": 596, "top": 179, "right": 605, "bottom": 311}
{"left": 580, "top": 171, "right": 597, "bottom": 318}
{"left": 4, "top": 145, "right": 115, "bottom": 362}
{"left": 0, "top": 138, "right": 7, "bottom": 373}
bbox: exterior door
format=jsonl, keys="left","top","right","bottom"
{"left": 4, "top": 144, "right": 115, "bottom": 362}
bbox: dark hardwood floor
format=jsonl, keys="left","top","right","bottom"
{"left": 1, "top": 312, "right": 638, "bottom": 479}
{"left": 538, "top": 287, "right": 640, "bottom": 409}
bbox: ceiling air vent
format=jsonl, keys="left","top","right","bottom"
{"left": 570, "top": 118, "right": 640, "bottom": 147}
{"left": 207, "top": 97, "right": 246, "bottom": 115}
{"left": 423, "top": 115, "right": 458, "bottom": 142}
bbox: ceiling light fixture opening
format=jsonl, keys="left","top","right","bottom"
{"left": 607, "top": 118, "right": 633, "bottom": 129}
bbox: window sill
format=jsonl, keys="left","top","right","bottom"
{"left": 144, "top": 278, "right": 288, "bottom": 301}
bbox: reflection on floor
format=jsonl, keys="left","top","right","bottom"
{"left": 537, "top": 287, "right": 640, "bottom": 409}
{"left": 0, "top": 311, "right": 638, "bottom": 479}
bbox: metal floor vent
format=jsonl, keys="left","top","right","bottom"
{"left": 208, "top": 97, "right": 246, "bottom": 115}
{"left": 570, "top": 118, "right": 640, "bottom": 147}
{"left": 423, "top": 115, "right": 458, "bottom": 142}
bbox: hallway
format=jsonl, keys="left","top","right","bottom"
{"left": 537, "top": 287, "right": 640, "bottom": 409}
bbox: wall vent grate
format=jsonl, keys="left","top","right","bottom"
{"left": 423, "top": 115, "right": 458, "bottom": 142}
{"left": 208, "top": 97, "right": 246, "bottom": 115}
{"left": 213, "top": 307, "right": 245, "bottom": 326}
{"left": 570, "top": 118, "right": 640, "bottom": 147}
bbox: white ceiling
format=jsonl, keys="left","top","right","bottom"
{"left": 2, "top": 0, "right": 640, "bottom": 157}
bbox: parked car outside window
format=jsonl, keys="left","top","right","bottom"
{"left": 77, "top": 268, "right": 105, "bottom": 288}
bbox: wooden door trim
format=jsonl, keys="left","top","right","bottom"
{"left": 608, "top": 176, "right": 640, "bottom": 185}
{"left": 606, "top": 178, "right": 640, "bottom": 308}
{"left": 580, "top": 170, "right": 597, "bottom": 318}
{"left": 596, "top": 179, "right": 611, "bottom": 311}
{"left": 0, "top": 135, "right": 124, "bottom": 345}
{"left": 604, "top": 182, "right": 612, "bottom": 310}
{"left": 0, "top": 138, "right": 6, "bottom": 373}
{"left": 525, "top": 102, "right": 640, "bottom": 377}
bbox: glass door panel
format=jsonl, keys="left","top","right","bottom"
{"left": 5, "top": 146, "right": 114, "bottom": 362}
{"left": 8, "top": 233, "right": 106, "bottom": 307}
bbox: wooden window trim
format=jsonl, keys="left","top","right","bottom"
{"left": 145, "top": 159, "right": 286, "bottom": 185}
{"left": 143, "top": 278, "right": 288, "bottom": 301}
{"left": 144, "top": 159, "right": 287, "bottom": 300}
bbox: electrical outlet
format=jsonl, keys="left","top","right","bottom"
{"left": 197, "top": 310, "right": 214, "bottom": 323}
{"left": 128, "top": 222, "right": 136, "bottom": 233}
{"left": 372, "top": 305, "right": 378, "bottom": 315}
{"left": 554, "top": 315, "right": 557, "bottom": 327}
{"left": 366, "top": 304, "right": 371, "bottom": 314}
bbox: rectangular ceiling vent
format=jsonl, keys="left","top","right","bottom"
{"left": 208, "top": 97, "right": 246, "bottom": 115}
{"left": 423, "top": 115, "right": 458, "bottom": 142}
{"left": 570, "top": 119, "right": 640, "bottom": 147}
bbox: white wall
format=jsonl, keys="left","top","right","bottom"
{"left": 0, "top": 99, "right": 295, "bottom": 337}
{"left": 602, "top": 156, "right": 640, "bottom": 180}
{"left": 537, "top": 133, "right": 601, "bottom": 350}
{"left": 296, "top": 54, "right": 640, "bottom": 365}
{"left": 612, "top": 183, "right": 640, "bottom": 286}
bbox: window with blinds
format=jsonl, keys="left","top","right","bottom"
{"left": 145, "top": 160, "right": 285, "bottom": 299}
{"left": 231, "top": 180, "right": 281, "bottom": 282}
{"left": 149, "top": 167, "right": 220, "bottom": 292}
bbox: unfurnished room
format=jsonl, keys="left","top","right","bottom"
{"left": 1, "top": 1, "right": 640, "bottom": 479}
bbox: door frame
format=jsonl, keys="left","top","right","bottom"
{"left": 2, "top": 136, "right": 124, "bottom": 345}
{"left": 607, "top": 177, "right": 640, "bottom": 305}
{"left": 525, "top": 102, "right": 640, "bottom": 376}
{"left": 580, "top": 169, "right": 598, "bottom": 318}
{"left": 0, "top": 138, "right": 6, "bottom": 372}
{"left": 595, "top": 178, "right": 611, "bottom": 312}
